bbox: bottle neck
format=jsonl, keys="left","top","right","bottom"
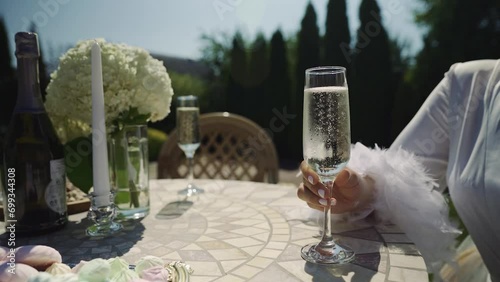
{"left": 15, "top": 57, "right": 45, "bottom": 112}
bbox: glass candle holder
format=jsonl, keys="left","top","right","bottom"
{"left": 86, "top": 191, "right": 123, "bottom": 237}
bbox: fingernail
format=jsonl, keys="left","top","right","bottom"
{"left": 319, "top": 199, "right": 327, "bottom": 206}
{"left": 331, "top": 198, "right": 337, "bottom": 206}
{"left": 308, "top": 176, "right": 314, "bottom": 184}
{"left": 318, "top": 189, "right": 325, "bottom": 199}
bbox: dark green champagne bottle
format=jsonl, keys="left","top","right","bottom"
{"left": 2, "top": 32, "right": 67, "bottom": 235}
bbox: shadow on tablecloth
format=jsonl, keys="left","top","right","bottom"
{"left": 0, "top": 216, "right": 145, "bottom": 264}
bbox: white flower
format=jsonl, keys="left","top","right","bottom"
{"left": 46, "top": 39, "right": 174, "bottom": 140}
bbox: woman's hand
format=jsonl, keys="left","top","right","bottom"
{"left": 297, "top": 161, "right": 374, "bottom": 213}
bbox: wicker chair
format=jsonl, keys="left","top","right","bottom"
{"left": 158, "top": 112, "right": 279, "bottom": 183}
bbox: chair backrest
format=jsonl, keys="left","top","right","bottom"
{"left": 158, "top": 112, "right": 279, "bottom": 183}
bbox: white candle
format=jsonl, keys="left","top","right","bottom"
{"left": 91, "top": 41, "right": 111, "bottom": 206}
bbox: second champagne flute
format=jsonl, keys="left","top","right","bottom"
{"left": 177, "top": 95, "right": 204, "bottom": 196}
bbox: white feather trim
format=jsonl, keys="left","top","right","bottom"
{"left": 345, "top": 142, "right": 461, "bottom": 272}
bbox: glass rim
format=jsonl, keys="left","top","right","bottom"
{"left": 177, "top": 95, "right": 198, "bottom": 101}
{"left": 305, "top": 66, "right": 346, "bottom": 75}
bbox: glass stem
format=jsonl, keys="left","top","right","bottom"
{"left": 186, "top": 155, "right": 194, "bottom": 183}
{"left": 320, "top": 180, "right": 334, "bottom": 245}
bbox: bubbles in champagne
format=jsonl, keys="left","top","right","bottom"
{"left": 303, "top": 86, "right": 350, "bottom": 178}
{"left": 177, "top": 107, "right": 200, "bottom": 145}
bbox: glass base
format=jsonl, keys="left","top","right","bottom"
{"left": 301, "top": 241, "right": 355, "bottom": 265}
{"left": 116, "top": 206, "right": 150, "bottom": 221}
{"left": 178, "top": 183, "right": 204, "bottom": 196}
{"left": 86, "top": 221, "right": 123, "bottom": 237}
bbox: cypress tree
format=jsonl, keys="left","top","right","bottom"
{"left": 268, "top": 29, "right": 292, "bottom": 159}
{"left": 324, "top": 0, "right": 351, "bottom": 67}
{"left": 292, "top": 2, "right": 321, "bottom": 160}
{"left": 411, "top": 0, "right": 500, "bottom": 100}
{"left": 388, "top": 38, "right": 416, "bottom": 140}
{"left": 226, "top": 32, "right": 248, "bottom": 117}
{"left": 351, "top": 0, "right": 394, "bottom": 147}
{"left": 248, "top": 33, "right": 269, "bottom": 127}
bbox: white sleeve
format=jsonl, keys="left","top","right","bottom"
{"left": 390, "top": 65, "right": 454, "bottom": 191}
{"left": 344, "top": 66, "right": 461, "bottom": 272}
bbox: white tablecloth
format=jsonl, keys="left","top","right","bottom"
{"left": 0, "top": 179, "right": 428, "bottom": 281}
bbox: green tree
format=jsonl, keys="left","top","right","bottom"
{"left": 29, "top": 22, "right": 48, "bottom": 100}
{"left": 324, "top": 0, "right": 351, "bottom": 67}
{"left": 148, "top": 71, "right": 210, "bottom": 134}
{"left": 169, "top": 72, "right": 210, "bottom": 111}
{"left": 411, "top": 0, "right": 500, "bottom": 99}
{"left": 292, "top": 2, "right": 321, "bottom": 160}
{"left": 248, "top": 33, "right": 270, "bottom": 127}
{"left": 200, "top": 32, "right": 233, "bottom": 111}
{"left": 388, "top": 38, "right": 418, "bottom": 141}
{"left": 268, "top": 29, "right": 292, "bottom": 160}
{"left": 226, "top": 32, "right": 248, "bottom": 117}
{"left": 351, "top": 0, "right": 394, "bottom": 147}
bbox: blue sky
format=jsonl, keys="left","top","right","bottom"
{"left": 1, "top": 0, "right": 424, "bottom": 65}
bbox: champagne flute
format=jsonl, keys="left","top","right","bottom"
{"left": 176, "top": 95, "right": 204, "bottom": 196}
{"left": 301, "top": 66, "right": 355, "bottom": 264}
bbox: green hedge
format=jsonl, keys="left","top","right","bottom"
{"left": 148, "top": 128, "right": 168, "bottom": 161}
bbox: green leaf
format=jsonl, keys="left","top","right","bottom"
{"left": 147, "top": 128, "right": 168, "bottom": 161}
{"left": 64, "top": 136, "right": 93, "bottom": 193}
{"left": 445, "top": 193, "right": 469, "bottom": 245}
{"left": 114, "top": 108, "right": 150, "bottom": 132}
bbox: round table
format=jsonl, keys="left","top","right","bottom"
{"left": 0, "top": 179, "right": 428, "bottom": 281}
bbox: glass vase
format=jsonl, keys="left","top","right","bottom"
{"left": 108, "top": 124, "right": 150, "bottom": 220}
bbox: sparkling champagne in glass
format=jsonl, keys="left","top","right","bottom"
{"left": 177, "top": 96, "right": 203, "bottom": 196}
{"left": 301, "top": 66, "right": 355, "bottom": 264}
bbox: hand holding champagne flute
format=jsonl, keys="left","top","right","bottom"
{"left": 301, "top": 66, "right": 355, "bottom": 264}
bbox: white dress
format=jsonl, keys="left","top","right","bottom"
{"left": 348, "top": 60, "right": 500, "bottom": 280}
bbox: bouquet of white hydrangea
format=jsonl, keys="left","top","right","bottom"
{"left": 45, "top": 39, "right": 174, "bottom": 198}
{"left": 46, "top": 39, "right": 174, "bottom": 140}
